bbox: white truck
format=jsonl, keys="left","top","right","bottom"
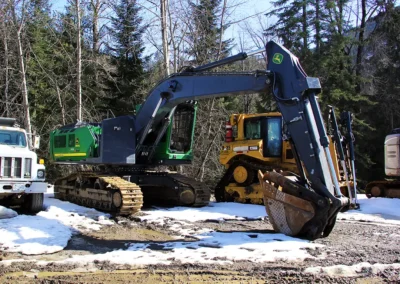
{"left": 0, "top": 117, "right": 47, "bottom": 213}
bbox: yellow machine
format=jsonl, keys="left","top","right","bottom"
{"left": 215, "top": 111, "right": 358, "bottom": 205}
{"left": 215, "top": 112, "right": 298, "bottom": 204}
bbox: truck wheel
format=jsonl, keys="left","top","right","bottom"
{"left": 23, "top": 193, "right": 44, "bottom": 214}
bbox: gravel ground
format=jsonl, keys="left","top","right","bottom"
{"left": 1, "top": 206, "right": 400, "bottom": 283}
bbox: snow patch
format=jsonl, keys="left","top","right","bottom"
{"left": 25, "top": 231, "right": 321, "bottom": 266}
{"left": 0, "top": 193, "right": 114, "bottom": 255}
{"left": 140, "top": 202, "right": 266, "bottom": 223}
{"left": 0, "top": 206, "right": 18, "bottom": 219}
{"left": 338, "top": 194, "right": 400, "bottom": 225}
{"left": 305, "top": 262, "right": 400, "bottom": 277}
{"left": 0, "top": 215, "right": 71, "bottom": 255}
{"left": 42, "top": 193, "right": 112, "bottom": 231}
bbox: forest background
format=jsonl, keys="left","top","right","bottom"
{"left": 0, "top": 0, "right": 399, "bottom": 188}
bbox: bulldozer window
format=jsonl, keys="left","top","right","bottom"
{"left": 244, "top": 119, "right": 261, "bottom": 140}
{"left": 264, "top": 117, "right": 282, "bottom": 157}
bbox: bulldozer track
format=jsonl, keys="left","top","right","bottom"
{"left": 215, "top": 157, "right": 296, "bottom": 203}
{"left": 54, "top": 172, "right": 143, "bottom": 216}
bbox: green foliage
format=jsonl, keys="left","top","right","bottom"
{"left": 106, "top": 0, "right": 148, "bottom": 115}
{"left": 187, "top": 0, "right": 232, "bottom": 64}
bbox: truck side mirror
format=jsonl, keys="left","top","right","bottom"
{"left": 33, "top": 135, "right": 41, "bottom": 149}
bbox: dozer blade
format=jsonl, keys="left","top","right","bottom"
{"left": 258, "top": 170, "right": 336, "bottom": 240}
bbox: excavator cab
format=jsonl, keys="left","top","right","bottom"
{"left": 150, "top": 102, "right": 197, "bottom": 164}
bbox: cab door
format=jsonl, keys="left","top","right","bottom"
{"left": 261, "top": 117, "right": 282, "bottom": 158}
{"left": 243, "top": 116, "right": 283, "bottom": 158}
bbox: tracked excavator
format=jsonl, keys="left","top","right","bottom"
{"left": 365, "top": 129, "right": 400, "bottom": 198}
{"left": 216, "top": 108, "right": 359, "bottom": 206}
{"left": 50, "top": 40, "right": 356, "bottom": 240}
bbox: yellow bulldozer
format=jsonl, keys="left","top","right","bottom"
{"left": 215, "top": 109, "right": 358, "bottom": 206}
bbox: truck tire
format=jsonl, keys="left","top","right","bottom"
{"left": 23, "top": 193, "right": 44, "bottom": 214}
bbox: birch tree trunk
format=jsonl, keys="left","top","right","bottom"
{"left": 160, "top": 0, "right": 169, "bottom": 76}
{"left": 56, "top": 86, "right": 66, "bottom": 125}
{"left": 2, "top": 20, "right": 10, "bottom": 117}
{"left": 355, "top": 0, "right": 366, "bottom": 93}
{"left": 76, "top": 0, "right": 82, "bottom": 121}
{"left": 11, "top": 1, "right": 32, "bottom": 147}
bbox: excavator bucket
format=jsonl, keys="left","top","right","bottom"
{"left": 258, "top": 170, "right": 334, "bottom": 240}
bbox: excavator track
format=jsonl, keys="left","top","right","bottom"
{"left": 54, "top": 171, "right": 210, "bottom": 215}
{"left": 54, "top": 172, "right": 143, "bottom": 215}
{"left": 171, "top": 173, "right": 211, "bottom": 207}
{"left": 215, "top": 158, "right": 295, "bottom": 204}
{"left": 365, "top": 180, "right": 400, "bottom": 198}
{"left": 135, "top": 172, "right": 211, "bottom": 207}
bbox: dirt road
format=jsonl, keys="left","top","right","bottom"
{"left": 1, "top": 211, "right": 400, "bottom": 283}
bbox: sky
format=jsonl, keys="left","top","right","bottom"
{"left": 49, "top": 0, "right": 275, "bottom": 56}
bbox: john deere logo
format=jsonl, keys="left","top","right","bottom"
{"left": 272, "top": 53, "right": 284, "bottom": 64}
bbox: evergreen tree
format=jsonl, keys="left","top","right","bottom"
{"left": 181, "top": 0, "right": 234, "bottom": 183}
{"left": 357, "top": 5, "right": 400, "bottom": 182}
{"left": 265, "top": 0, "right": 313, "bottom": 66}
{"left": 106, "top": 0, "right": 147, "bottom": 115}
{"left": 187, "top": 0, "right": 232, "bottom": 64}
{"left": 26, "top": 0, "right": 56, "bottom": 129}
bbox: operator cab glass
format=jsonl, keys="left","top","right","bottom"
{"left": 244, "top": 119, "right": 261, "bottom": 139}
{"left": 0, "top": 130, "right": 27, "bottom": 147}
{"left": 264, "top": 117, "right": 282, "bottom": 157}
{"left": 244, "top": 116, "right": 282, "bottom": 157}
{"left": 169, "top": 105, "right": 195, "bottom": 153}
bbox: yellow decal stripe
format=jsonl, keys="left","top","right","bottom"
{"left": 54, "top": 153, "right": 87, "bottom": 157}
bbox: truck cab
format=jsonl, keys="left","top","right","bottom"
{"left": 0, "top": 118, "right": 47, "bottom": 213}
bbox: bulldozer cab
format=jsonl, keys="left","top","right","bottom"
{"left": 216, "top": 112, "right": 298, "bottom": 205}
{"left": 243, "top": 116, "right": 282, "bottom": 157}
{"left": 220, "top": 113, "right": 296, "bottom": 168}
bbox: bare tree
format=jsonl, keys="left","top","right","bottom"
{"left": 160, "top": 0, "right": 170, "bottom": 75}
{"left": 76, "top": 0, "right": 82, "bottom": 121}
{"left": 10, "top": 0, "right": 32, "bottom": 146}
{"left": 0, "top": 14, "right": 10, "bottom": 117}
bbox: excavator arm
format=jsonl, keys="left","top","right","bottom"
{"left": 258, "top": 42, "right": 350, "bottom": 239}
{"left": 134, "top": 40, "right": 350, "bottom": 239}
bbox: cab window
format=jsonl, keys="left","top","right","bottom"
{"left": 265, "top": 117, "right": 282, "bottom": 157}
{"left": 68, "top": 134, "right": 75, "bottom": 147}
{"left": 55, "top": 135, "right": 66, "bottom": 148}
{"left": 244, "top": 119, "right": 261, "bottom": 139}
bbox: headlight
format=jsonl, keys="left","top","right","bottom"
{"left": 37, "top": 170, "right": 45, "bottom": 179}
